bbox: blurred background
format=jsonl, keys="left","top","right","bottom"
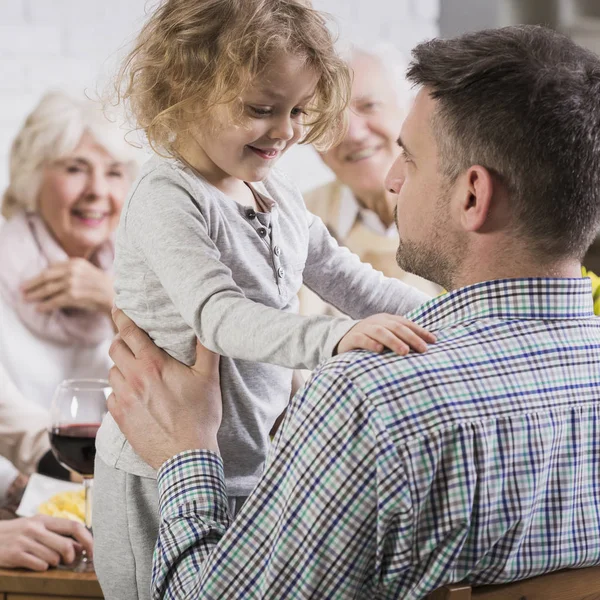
{"left": 2, "top": 0, "right": 600, "bottom": 191}
{"left": 0, "top": 0, "right": 440, "bottom": 194}
{"left": 1, "top": 0, "right": 599, "bottom": 265}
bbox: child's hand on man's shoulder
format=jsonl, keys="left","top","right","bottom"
{"left": 335, "top": 314, "right": 436, "bottom": 357}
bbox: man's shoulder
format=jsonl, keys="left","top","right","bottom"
{"left": 313, "top": 312, "right": 600, "bottom": 446}
{"left": 314, "top": 345, "right": 453, "bottom": 424}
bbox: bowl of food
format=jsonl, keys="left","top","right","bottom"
{"left": 17, "top": 473, "right": 85, "bottom": 523}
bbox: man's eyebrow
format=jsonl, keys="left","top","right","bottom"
{"left": 396, "top": 136, "right": 414, "bottom": 158}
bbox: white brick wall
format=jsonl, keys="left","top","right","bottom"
{"left": 287, "top": 0, "right": 440, "bottom": 190}
{"left": 0, "top": 0, "right": 439, "bottom": 195}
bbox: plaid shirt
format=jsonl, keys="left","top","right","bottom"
{"left": 154, "top": 278, "right": 600, "bottom": 599}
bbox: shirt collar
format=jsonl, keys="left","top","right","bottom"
{"left": 336, "top": 184, "right": 397, "bottom": 239}
{"left": 250, "top": 181, "right": 276, "bottom": 211}
{"left": 407, "top": 278, "right": 596, "bottom": 332}
{"left": 335, "top": 185, "right": 360, "bottom": 239}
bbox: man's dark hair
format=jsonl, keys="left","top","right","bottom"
{"left": 408, "top": 25, "right": 600, "bottom": 260}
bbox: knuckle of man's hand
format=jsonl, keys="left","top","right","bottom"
{"left": 108, "top": 393, "right": 127, "bottom": 423}
{"left": 127, "top": 371, "right": 147, "bottom": 396}
{"left": 141, "top": 355, "right": 163, "bottom": 381}
{"left": 106, "top": 392, "right": 118, "bottom": 415}
{"left": 108, "top": 364, "right": 118, "bottom": 379}
{"left": 108, "top": 336, "right": 122, "bottom": 359}
{"left": 119, "top": 322, "right": 139, "bottom": 341}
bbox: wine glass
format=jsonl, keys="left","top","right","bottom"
{"left": 48, "top": 379, "right": 110, "bottom": 572}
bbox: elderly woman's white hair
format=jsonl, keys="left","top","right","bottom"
{"left": 2, "top": 91, "right": 141, "bottom": 219}
{"left": 338, "top": 41, "right": 414, "bottom": 113}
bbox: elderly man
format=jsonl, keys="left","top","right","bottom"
{"left": 300, "top": 44, "right": 440, "bottom": 319}
{"left": 108, "top": 26, "right": 600, "bottom": 599}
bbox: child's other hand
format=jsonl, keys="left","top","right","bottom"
{"left": 336, "top": 314, "right": 436, "bottom": 356}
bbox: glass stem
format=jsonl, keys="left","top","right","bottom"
{"left": 83, "top": 476, "right": 93, "bottom": 532}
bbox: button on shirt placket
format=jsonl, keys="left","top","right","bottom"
{"left": 270, "top": 210, "right": 285, "bottom": 295}
{"left": 245, "top": 208, "right": 270, "bottom": 245}
{"left": 272, "top": 242, "right": 285, "bottom": 294}
{"left": 245, "top": 206, "right": 283, "bottom": 293}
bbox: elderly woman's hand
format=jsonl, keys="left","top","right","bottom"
{"left": 22, "top": 258, "right": 115, "bottom": 317}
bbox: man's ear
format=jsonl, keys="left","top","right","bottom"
{"left": 457, "top": 165, "right": 494, "bottom": 233}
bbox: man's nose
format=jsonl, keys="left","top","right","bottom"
{"left": 385, "top": 157, "right": 405, "bottom": 195}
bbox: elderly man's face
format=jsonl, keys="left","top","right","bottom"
{"left": 385, "top": 88, "right": 464, "bottom": 289}
{"left": 319, "top": 52, "right": 405, "bottom": 200}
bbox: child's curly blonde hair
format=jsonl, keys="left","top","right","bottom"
{"left": 115, "top": 0, "right": 351, "bottom": 155}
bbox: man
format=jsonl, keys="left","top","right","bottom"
{"left": 300, "top": 44, "right": 440, "bottom": 319}
{"left": 108, "top": 26, "right": 600, "bottom": 598}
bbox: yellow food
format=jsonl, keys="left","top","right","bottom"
{"left": 38, "top": 489, "right": 85, "bottom": 524}
{"left": 582, "top": 267, "right": 600, "bottom": 316}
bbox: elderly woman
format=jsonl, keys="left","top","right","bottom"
{"left": 300, "top": 44, "right": 440, "bottom": 316}
{"left": 0, "top": 91, "right": 139, "bottom": 499}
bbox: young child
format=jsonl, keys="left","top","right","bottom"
{"left": 94, "top": 1, "right": 435, "bottom": 598}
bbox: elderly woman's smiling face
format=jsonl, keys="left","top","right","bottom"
{"left": 37, "top": 131, "right": 130, "bottom": 259}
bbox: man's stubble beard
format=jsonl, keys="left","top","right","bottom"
{"left": 395, "top": 192, "right": 465, "bottom": 291}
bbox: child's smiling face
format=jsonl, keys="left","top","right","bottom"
{"left": 186, "top": 53, "right": 318, "bottom": 188}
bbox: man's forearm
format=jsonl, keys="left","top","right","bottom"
{"left": 153, "top": 450, "right": 230, "bottom": 599}
{"left": 151, "top": 370, "right": 386, "bottom": 599}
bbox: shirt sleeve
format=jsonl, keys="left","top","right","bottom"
{"left": 0, "top": 364, "right": 50, "bottom": 475}
{"left": 124, "top": 179, "right": 356, "bottom": 370}
{"left": 303, "top": 211, "right": 432, "bottom": 319}
{"left": 152, "top": 366, "right": 414, "bottom": 599}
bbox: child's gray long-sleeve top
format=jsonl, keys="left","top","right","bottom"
{"left": 96, "top": 156, "right": 431, "bottom": 496}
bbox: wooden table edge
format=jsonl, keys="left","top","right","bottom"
{"left": 0, "top": 567, "right": 103, "bottom": 597}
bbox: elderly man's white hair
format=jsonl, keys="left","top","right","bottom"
{"left": 337, "top": 41, "right": 414, "bottom": 113}
{"left": 2, "top": 90, "right": 141, "bottom": 219}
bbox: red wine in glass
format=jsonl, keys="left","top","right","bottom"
{"left": 49, "top": 379, "right": 109, "bottom": 573}
{"left": 49, "top": 423, "right": 100, "bottom": 477}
